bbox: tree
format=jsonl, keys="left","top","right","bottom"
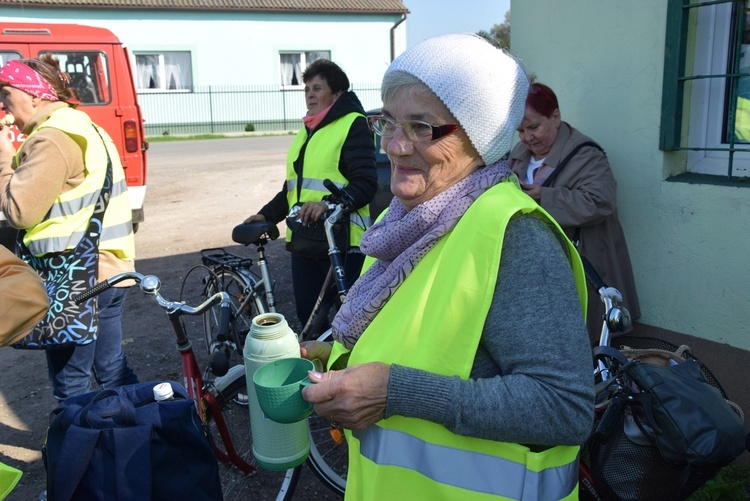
{"left": 478, "top": 10, "right": 510, "bottom": 50}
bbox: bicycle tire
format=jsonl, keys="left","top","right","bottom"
{"left": 206, "top": 365, "right": 301, "bottom": 501}
{"left": 203, "top": 268, "right": 267, "bottom": 370}
{"left": 305, "top": 328, "right": 347, "bottom": 495}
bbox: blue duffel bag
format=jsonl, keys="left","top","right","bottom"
{"left": 43, "top": 381, "right": 223, "bottom": 501}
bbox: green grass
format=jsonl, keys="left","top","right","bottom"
{"left": 688, "top": 464, "right": 750, "bottom": 500}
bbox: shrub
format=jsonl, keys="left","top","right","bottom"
{"left": 244, "top": 123, "right": 255, "bottom": 132}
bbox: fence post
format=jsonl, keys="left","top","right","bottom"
{"left": 282, "top": 88, "right": 287, "bottom": 130}
{"left": 209, "top": 85, "right": 215, "bottom": 133}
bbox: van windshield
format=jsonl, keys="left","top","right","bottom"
{"left": 40, "top": 51, "right": 112, "bottom": 106}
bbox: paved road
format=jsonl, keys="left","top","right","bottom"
{"left": 136, "top": 134, "right": 296, "bottom": 259}
{"left": 0, "top": 135, "right": 343, "bottom": 500}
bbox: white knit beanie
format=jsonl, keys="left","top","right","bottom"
{"left": 385, "top": 33, "right": 529, "bottom": 165}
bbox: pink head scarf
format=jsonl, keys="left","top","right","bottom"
{"left": 0, "top": 59, "right": 59, "bottom": 101}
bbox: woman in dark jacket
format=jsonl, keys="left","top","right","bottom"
{"left": 244, "top": 59, "right": 376, "bottom": 328}
{"left": 509, "top": 82, "right": 640, "bottom": 344}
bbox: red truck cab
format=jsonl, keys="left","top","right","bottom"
{"left": 0, "top": 22, "right": 148, "bottom": 229}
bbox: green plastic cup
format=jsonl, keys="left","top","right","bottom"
{"left": 253, "top": 357, "right": 315, "bottom": 423}
{"left": 0, "top": 460, "right": 22, "bottom": 499}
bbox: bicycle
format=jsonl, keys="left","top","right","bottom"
{"left": 576, "top": 257, "right": 748, "bottom": 500}
{"left": 72, "top": 271, "right": 300, "bottom": 501}
{"left": 194, "top": 179, "right": 360, "bottom": 496}
{"left": 194, "top": 220, "right": 280, "bottom": 386}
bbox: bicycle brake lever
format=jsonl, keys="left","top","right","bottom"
{"left": 323, "top": 179, "right": 355, "bottom": 209}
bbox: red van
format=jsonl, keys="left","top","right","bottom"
{"left": 0, "top": 21, "right": 148, "bottom": 229}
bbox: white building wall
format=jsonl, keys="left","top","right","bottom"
{"left": 511, "top": 1, "right": 750, "bottom": 350}
{"left": 1, "top": 8, "right": 405, "bottom": 128}
{"left": 0, "top": 9, "right": 405, "bottom": 88}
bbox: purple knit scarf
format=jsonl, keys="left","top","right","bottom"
{"left": 331, "top": 160, "right": 513, "bottom": 349}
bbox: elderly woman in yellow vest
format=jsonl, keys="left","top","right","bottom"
{"left": 300, "top": 35, "right": 595, "bottom": 500}
{"left": 243, "top": 59, "right": 376, "bottom": 329}
{"left": 0, "top": 56, "right": 138, "bottom": 400}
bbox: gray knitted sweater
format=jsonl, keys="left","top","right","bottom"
{"left": 385, "top": 213, "right": 595, "bottom": 447}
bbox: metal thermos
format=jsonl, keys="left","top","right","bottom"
{"left": 243, "top": 312, "right": 310, "bottom": 471}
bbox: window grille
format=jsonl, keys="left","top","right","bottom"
{"left": 661, "top": 0, "right": 750, "bottom": 181}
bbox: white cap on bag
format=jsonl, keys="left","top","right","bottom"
{"left": 153, "top": 382, "right": 174, "bottom": 401}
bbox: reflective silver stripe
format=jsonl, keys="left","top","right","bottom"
{"left": 286, "top": 177, "right": 346, "bottom": 194}
{"left": 47, "top": 178, "right": 128, "bottom": 220}
{"left": 48, "top": 188, "right": 99, "bottom": 219}
{"left": 100, "top": 220, "right": 134, "bottom": 243}
{"left": 350, "top": 212, "right": 372, "bottom": 228}
{"left": 355, "top": 426, "right": 578, "bottom": 500}
{"left": 27, "top": 221, "right": 133, "bottom": 256}
{"left": 300, "top": 178, "right": 345, "bottom": 192}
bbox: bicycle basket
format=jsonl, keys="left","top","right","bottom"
{"left": 584, "top": 336, "right": 737, "bottom": 501}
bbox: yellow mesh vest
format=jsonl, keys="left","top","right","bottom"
{"left": 285, "top": 112, "right": 371, "bottom": 247}
{"left": 19, "top": 107, "right": 135, "bottom": 260}
{"left": 332, "top": 181, "right": 586, "bottom": 500}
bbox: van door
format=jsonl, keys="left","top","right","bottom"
{"left": 0, "top": 23, "right": 148, "bottom": 231}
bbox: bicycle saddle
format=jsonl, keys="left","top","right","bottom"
{"left": 232, "top": 221, "right": 280, "bottom": 246}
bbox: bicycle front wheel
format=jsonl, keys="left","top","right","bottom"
{"left": 206, "top": 365, "right": 301, "bottom": 501}
{"left": 204, "top": 268, "right": 266, "bottom": 365}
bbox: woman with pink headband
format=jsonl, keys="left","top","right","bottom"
{"left": 0, "top": 55, "right": 138, "bottom": 400}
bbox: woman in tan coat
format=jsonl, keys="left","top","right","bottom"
{"left": 0, "top": 246, "right": 48, "bottom": 346}
{"left": 0, "top": 56, "right": 138, "bottom": 399}
{"left": 509, "top": 82, "right": 640, "bottom": 344}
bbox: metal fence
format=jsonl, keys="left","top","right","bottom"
{"left": 138, "top": 83, "right": 383, "bottom": 136}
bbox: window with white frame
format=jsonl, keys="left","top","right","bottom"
{"left": 135, "top": 52, "right": 192, "bottom": 92}
{"left": 661, "top": 0, "right": 750, "bottom": 180}
{"left": 279, "top": 51, "right": 331, "bottom": 87}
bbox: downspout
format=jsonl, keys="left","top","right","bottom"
{"left": 390, "top": 12, "right": 407, "bottom": 61}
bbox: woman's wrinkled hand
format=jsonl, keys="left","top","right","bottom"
{"left": 298, "top": 201, "right": 329, "bottom": 226}
{"left": 519, "top": 182, "right": 542, "bottom": 201}
{"left": 301, "top": 362, "right": 390, "bottom": 431}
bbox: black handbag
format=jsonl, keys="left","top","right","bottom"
{"left": 12, "top": 126, "right": 113, "bottom": 349}
{"left": 586, "top": 337, "right": 747, "bottom": 500}
{"left": 286, "top": 202, "right": 348, "bottom": 259}
{"left": 625, "top": 358, "right": 746, "bottom": 465}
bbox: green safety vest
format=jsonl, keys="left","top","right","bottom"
{"left": 333, "top": 181, "right": 587, "bottom": 500}
{"left": 18, "top": 107, "right": 135, "bottom": 260}
{"left": 285, "top": 112, "right": 371, "bottom": 247}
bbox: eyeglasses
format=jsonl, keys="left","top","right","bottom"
{"left": 367, "top": 114, "right": 459, "bottom": 142}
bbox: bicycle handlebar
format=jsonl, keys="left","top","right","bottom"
{"left": 72, "top": 271, "right": 232, "bottom": 337}
{"left": 323, "top": 178, "right": 355, "bottom": 211}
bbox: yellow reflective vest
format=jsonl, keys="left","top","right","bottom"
{"left": 285, "top": 112, "right": 371, "bottom": 247}
{"left": 335, "top": 181, "right": 587, "bottom": 500}
{"left": 18, "top": 107, "right": 135, "bottom": 260}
